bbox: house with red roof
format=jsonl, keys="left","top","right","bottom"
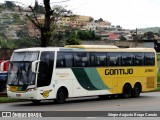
{"left": 108, "top": 33, "right": 119, "bottom": 40}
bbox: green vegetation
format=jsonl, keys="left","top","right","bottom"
{"left": 156, "top": 86, "right": 160, "bottom": 91}
{"left": 77, "top": 30, "right": 99, "bottom": 40}
{"left": 138, "top": 27, "right": 160, "bottom": 33}
{"left": 157, "top": 73, "right": 160, "bottom": 83}
{"left": 157, "top": 53, "right": 160, "bottom": 83}
{"left": 0, "top": 97, "right": 23, "bottom": 103}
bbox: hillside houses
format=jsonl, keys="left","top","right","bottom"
{"left": 1, "top": 1, "right": 160, "bottom": 46}
{"left": 0, "top": 1, "right": 135, "bottom": 41}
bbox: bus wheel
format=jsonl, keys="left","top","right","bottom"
{"left": 31, "top": 100, "right": 41, "bottom": 104}
{"left": 122, "top": 84, "right": 132, "bottom": 98}
{"left": 55, "top": 88, "right": 67, "bottom": 104}
{"left": 132, "top": 83, "right": 141, "bottom": 98}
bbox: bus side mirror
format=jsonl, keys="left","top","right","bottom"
{"left": 31, "top": 60, "right": 40, "bottom": 73}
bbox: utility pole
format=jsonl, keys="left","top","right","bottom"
{"left": 135, "top": 28, "right": 138, "bottom": 48}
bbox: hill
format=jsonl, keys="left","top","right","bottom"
{"left": 138, "top": 27, "right": 160, "bottom": 33}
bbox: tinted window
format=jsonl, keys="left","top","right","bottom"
{"left": 37, "top": 51, "right": 54, "bottom": 87}
{"left": 56, "top": 52, "right": 73, "bottom": 67}
{"left": 144, "top": 52, "right": 155, "bottom": 65}
{"left": 74, "top": 52, "right": 89, "bottom": 67}
{"left": 91, "top": 53, "right": 106, "bottom": 66}
{"left": 107, "top": 53, "right": 121, "bottom": 66}
{"left": 122, "top": 53, "right": 133, "bottom": 66}
{"left": 134, "top": 53, "right": 144, "bottom": 66}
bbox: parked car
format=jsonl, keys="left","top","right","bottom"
{"left": 0, "top": 72, "right": 7, "bottom": 92}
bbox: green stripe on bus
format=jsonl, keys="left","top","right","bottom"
{"left": 71, "top": 68, "right": 98, "bottom": 90}
{"left": 84, "top": 68, "right": 109, "bottom": 90}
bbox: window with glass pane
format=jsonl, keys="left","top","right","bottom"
{"left": 74, "top": 52, "right": 89, "bottom": 67}
{"left": 122, "top": 53, "right": 133, "bottom": 66}
{"left": 12, "top": 52, "right": 39, "bottom": 61}
{"left": 144, "top": 53, "right": 155, "bottom": 66}
{"left": 56, "top": 52, "right": 73, "bottom": 67}
{"left": 91, "top": 53, "right": 106, "bottom": 67}
{"left": 108, "top": 53, "right": 121, "bottom": 66}
{"left": 134, "top": 53, "right": 144, "bottom": 66}
{"left": 37, "top": 51, "right": 54, "bottom": 87}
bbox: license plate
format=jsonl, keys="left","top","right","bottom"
{"left": 16, "top": 94, "right": 21, "bottom": 97}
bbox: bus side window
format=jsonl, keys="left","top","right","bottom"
{"left": 134, "top": 53, "right": 144, "bottom": 66}
{"left": 56, "top": 53, "right": 65, "bottom": 67}
{"left": 64, "top": 53, "right": 73, "bottom": 67}
{"left": 122, "top": 53, "right": 133, "bottom": 66}
{"left": 74, "top": 52, "right": 89, "bottom": 67}
{"left": 91, "top": 52, "right": 106, "bottom": 67}
{"left": 144, "top": 52, "right": 155, "bottom": 66}
{"left": 56, "top": 52, "right": 73, "bottom": 68}
{"left": 107, "top": 53, "right": 121, "bottom": 66}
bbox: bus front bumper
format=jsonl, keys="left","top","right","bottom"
{"left": 7, "top": 91, "right": 39, "bottom": 100}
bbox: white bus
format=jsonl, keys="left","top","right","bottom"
{"left": 6, "top": 45, "right": 157, "bottom": 104}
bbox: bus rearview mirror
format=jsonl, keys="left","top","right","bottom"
{"left": 31, "top": 60, "right": 40, "bottom": 73}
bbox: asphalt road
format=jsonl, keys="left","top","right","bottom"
{"left": 0, "top": 92, "right": 160, "bottom": 119}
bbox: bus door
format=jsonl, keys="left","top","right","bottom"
{"left": 36, "top": 51, "right": 54, "bottom": 98}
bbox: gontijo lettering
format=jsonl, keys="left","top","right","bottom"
{"left": 105, "top": 68, "right": 133, "bottom": 75}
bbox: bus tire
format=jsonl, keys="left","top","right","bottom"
{"left": 55, "top": 88, "right": 67, "bottom": 104}
{"left": 122, "top": 84, "right": 132, "bottom": 98}
{"left": 132, "top": 83, "right": 141, "bottom": 98}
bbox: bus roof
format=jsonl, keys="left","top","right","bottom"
{"left": 13, "top": 46, "right": 155, "bottom": 53}
{"left": 64, "top": 45, "right": 119, "bottom": 49}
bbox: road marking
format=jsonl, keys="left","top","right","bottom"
{"left": 86, "top": 117, "right": 96, "bottom": 119}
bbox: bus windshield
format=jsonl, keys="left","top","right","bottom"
{"left": 7, "top": 52, "right": 39, "bottom": 86}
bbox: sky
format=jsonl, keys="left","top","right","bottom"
{"left": 1, "top": 0, "right": 160, "bottom": 29}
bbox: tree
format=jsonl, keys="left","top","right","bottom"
{"left": 26, "top": 0, "right": 70, "bottom": 47}
{"left": 95, "top": 18, "right": 102, "bottom": 22}
{"left": 5, "top": 1, "right": 15, "bottom": 10}
{"left": 143, "top": 31, "right": 155, "bottom": 40}
{"left": 77, "top": 30, "right": 98, "bottom": 40}
{"left": 65, "top": 33, "right": 81, "bottom": 45}
{"left": 89, "top": 17, "right": 94, "bottom": 22}
{"left": 34, "top": 0, "right": 45, "bottom": 14}
{"left": 0, "top": 36, "right": 15, "bottom": 49}
{"left": 16, "top": 30, "right": 40, "bottom": 48}
{"left": 119, "top": 35, "right": 127, "bottom": 41}
{"left": 12, "top": 13, "right": 24, "bottom": 24}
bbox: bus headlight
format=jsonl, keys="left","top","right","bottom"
{"left": 7, "top": 86, "right": 10, "bottom": 91}
{"left": 26, "top": 88, "right": 36, "bottom": 92}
